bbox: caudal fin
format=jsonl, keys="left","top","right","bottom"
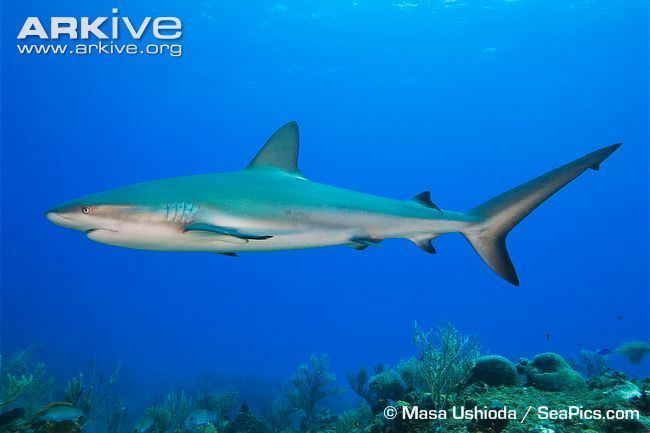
{"left": 463, "top": 143, "right": 621, "bottom": 286}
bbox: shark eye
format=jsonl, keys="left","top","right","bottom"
{"left": 81, "top": 206, "right": 92, "bottom": 214}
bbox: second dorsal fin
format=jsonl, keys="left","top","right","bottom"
{"left": 412, "top": 191, "right": 441, "bottom": 212}
{"left": 247, "top": 121, "right": 301, "bottom": 174}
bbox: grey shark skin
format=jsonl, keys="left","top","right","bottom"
{"left": 46, "top": 122, "right": 621, "bottom": 285}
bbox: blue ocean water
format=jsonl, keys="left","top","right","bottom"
{"left": 1, "top": 0, "right": 648, "bottom": 414}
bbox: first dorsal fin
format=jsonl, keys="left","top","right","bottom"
{"left": 247, "top": 121, "right": 301, "bottom": 174}
{"left": 412, "top": 191, "right": 441, "bottom": 212}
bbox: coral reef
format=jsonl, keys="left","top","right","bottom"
{"left": 395, "top": 357, "right": 424, "bottom": 392}
{"left": 568, "top": 350, "right": 609, "bottom": 379}
{"left": 285, "top": 354, "right": 341, "bottom": 429}
{"left": 517, "top": 353, "right": 586, "bottom": 391}
{"left": 413, "top": 322, "right": 480, "bottom": 409}
{"left": 261, "top": 399, "right": 295, "bottom": 433}
{"left": 614, "top": 340, "right": 650, "bottom": 365}
{"left": 140, "top": 389, "right": 241, "bottom": 433}
{"left": 1, "top": 329, "right": 649, "bottom": 433}
{"left": 347, "top": 367, "right": 372, "bottom": 406}
{"left": 368, "top": 369, "right": 406, "bottom": 405}
{"left": 63, "top": 359, "right": 124, "bottom": 433}
{"left": 222, "top": 403, "right": 267, "bottom": 433}
{"left": 348, "top": 365, "right": 407, "bottom": 414}
{"left": 468, "top": 355, "right": 519, "bottom": 387}
{"left": 196, "top": 389, "right": 238, "bottom": 419}
{"left": 0, "top": 348, "right": 54, "bottom": 413}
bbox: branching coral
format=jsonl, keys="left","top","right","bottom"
{"left": 64, "top": 373, "right": 85, "bottom": 407}
{"left": 333, "top": 403, "right": 372, "bottom": 433}
{"left": 413, "top": 322, "right": 480, "bottom": 410}
{"left": 195, "top": 389, "right": 238, "bottom": 419}
{"left": 615, "top": 341, "right": 650, "bottom": 365}
{"left": 0, "top": 349, "right": 54, "bottom": 411}
{"left": 262, "top": 399, "right": 295, "bottom": 433}
{"left": 286, "top": 354, "right": 340, "bottom": 420}
{"left": 146, "top": 405, "right": 173, "bottom": 433}
{"left": 163, "top": 390, "right": 194, "bottom": 427}
{"left": 144, "top": 390, "right": 193, "bottom": 433}
{"left": 1, "top": 348, "right": 34, "bottom": 374}
{"left": 568, "top": 350, "right": 608, "bottom": 378}
{"left": 0, "top": 373, "right": 34, "bottom": 408}
{"left": 106, "top": 398, "right": 129, "bottom": 433}
{"left": 63, "top": 358, "right": 122, "bottom": 432}
{"left": 142, "top": 388, "right": 240, "bottom": 433}
{"left": 64, "top": 360, "right": 121, "bottom": 414}
{"left": 347, "top": 367, "right": 372, "bottom": 405}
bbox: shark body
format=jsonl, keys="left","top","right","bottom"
{"left": 47, "top": 122, "right": 620, "bottom": 285}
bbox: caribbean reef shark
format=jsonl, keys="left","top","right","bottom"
{"left": 46, "top": 122, "right": 620, "bottom": 285}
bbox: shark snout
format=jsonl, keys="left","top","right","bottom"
{"left": 45, "top": 208, "right": 89, "bottom": 231}
{"left": 46, "top": 202, "right": 133, "bottom": 235}
{"left": 45, "top": 210, "right": 72, "bottom": 226}
{"left": 45, "top": 203, "right": 99, "bottom": 232}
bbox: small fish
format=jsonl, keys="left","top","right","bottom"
{"left": 40, "top": 406, "right": 84, "bottom": 422}
{"left": 545, "top": 333, "right": 551, "bottom": 341}
{"left": 597, "top": 348, "right": 612, "bottom": 356}
{"left": 184, "top": 409, "right": 216, "bottom": 427}
{"left": 615, "top": 315, "right": 623, "bottom": 321}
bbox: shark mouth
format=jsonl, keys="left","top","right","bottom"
{"left": 85, "top": 228, "right": 119, "bottom": 242}
{"left": 85, "top": 228, "right": 117, "bottom": 234}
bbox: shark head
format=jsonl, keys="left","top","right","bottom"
{"left": 45, "top": 183, "right": 184, "bottom": 249}
{"left": 46, "top": 198, "right": 144, "bottom": 235}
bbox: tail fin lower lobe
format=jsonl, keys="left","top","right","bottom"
{"left": 463, "top": 143, "right": 621, "bottom": 286}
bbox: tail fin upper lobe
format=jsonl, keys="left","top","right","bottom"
{"left": 463, "top": 143, "right": 621, "bottom": 286}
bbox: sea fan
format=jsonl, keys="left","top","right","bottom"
{"left": 614, "top": 341, "right": 650, "bottom": 365}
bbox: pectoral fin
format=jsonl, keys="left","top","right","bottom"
{"left": 348, "top": 237, "right": 383, "bottom": 250}
{"left": 184, "top": 223, "right": 273, "bottom": 240}
{"left": 184, "top": 230, "right": 249, "bottom": 245}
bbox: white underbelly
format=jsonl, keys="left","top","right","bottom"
{"left": 84, "top": 211, "right": 469, "bottom": 253}
{"left": 86, "top": 222, "right": 354, "bottom": 252}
